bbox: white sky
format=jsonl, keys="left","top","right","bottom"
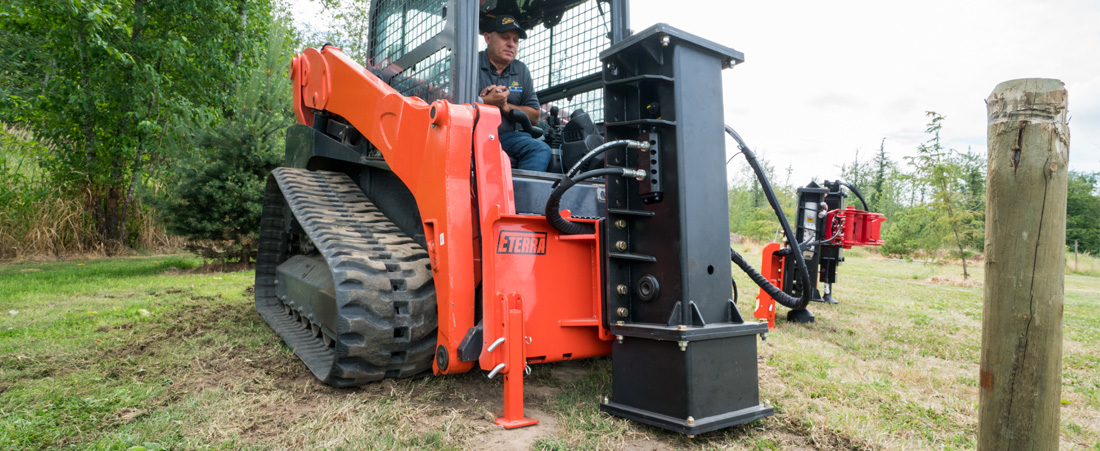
{"left": 287, "top": 0, "right": 1100, "bottom": 185}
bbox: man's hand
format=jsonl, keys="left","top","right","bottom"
{"left": 479, "top": 85, "right": 508, "bottom": 109}
{"left": 479, "top": 85, "right": 537, "bottom": 124}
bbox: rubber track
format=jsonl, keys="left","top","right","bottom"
{"left": 255, "top": 168, "right": 437, "bottom": 387}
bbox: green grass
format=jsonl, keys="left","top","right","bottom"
{"left": 1, "top": 253, "right": 1097, "bottom": 450}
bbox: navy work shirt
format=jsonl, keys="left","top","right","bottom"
{"left": 478, "top": 50, "right": 540, "bottom": 134}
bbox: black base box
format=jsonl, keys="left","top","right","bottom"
{"left": 600, "top": 322, "right": 774, "bottom": 435}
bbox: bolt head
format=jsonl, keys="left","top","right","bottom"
{"left": 614, "top": 219, "right": 627, "bottom": 229}
{"left": 615, "top": 240, "right": 627, "bottom": 251}
{"left": 616, "top": 307, "right": 629, "bottom": 317}
{"left": 489, "top": 134, "right": 495, "bottom": 141}
{"left": 616, "top": 284, "right": 628, "bottom": 295}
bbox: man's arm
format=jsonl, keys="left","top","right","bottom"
{"left": 480, "top": 86, "right": 539, "bottom": 124}
{"left": 505, "top": 103, "right": 540, "bottom": 125}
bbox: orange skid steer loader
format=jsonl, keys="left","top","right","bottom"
{"left": 254, "top": 0, "right": 880, "bottom": 435}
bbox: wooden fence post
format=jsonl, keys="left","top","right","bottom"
{"left": 980, "top": 78, "right": 1069, "bottom": 450}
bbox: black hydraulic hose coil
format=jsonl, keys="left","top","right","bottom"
{"left": 725, "top": 125, "right": 811, "bottom": 310}
{"left": 546, "top": 167, "right": 643, "bottom": 235}
{"left": 730, "top": 247, "right": 805, "bottom": 309}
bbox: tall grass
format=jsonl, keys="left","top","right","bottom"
{"left": 0, "top": 125, "right": 180, "bottom": 260}
{"left": 1067, "top": 250, "right": 1100, "bottom": 277}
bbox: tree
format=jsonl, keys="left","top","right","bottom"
{"left": 299, "top": 0, "right": 372, "bottom": 63}
{"left": 956, "top": 146, "right": 987, "bottom": 251}
{"left": 0, "top": 0, "right": 278, "bottom": 249}
{"left": 1066, "top": 171, "right": 1100, "bottom": 253}
{"left": 839, "top": 150, "right": 871, "bottom": 192}
{"left": 867, "top": 139, "right": 907, "bottom": 222}
{"left": 728, "top": 151, "right": 798, "bottom": 241}
{"left": 905, "top": 112, "right": 983, "bottom": 279}
{"left": 152, "top": 21, "right": 294, "bottom": 266}
{"left": 881, "top": 205, "right": 942, "bottom": 259}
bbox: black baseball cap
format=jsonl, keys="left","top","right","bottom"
{"left": 485, "top": 15, "right": 527, "bottom": 39}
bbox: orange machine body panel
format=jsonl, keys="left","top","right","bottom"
{"left": 753, "top": 242, "right": 783, "bottom": 329}
{"left": 288, "top": 46, "right": 611, "bottom": 382}
{"left": 470, "top": 104, "right": 611, "bottom": 373}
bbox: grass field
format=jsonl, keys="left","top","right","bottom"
{"left": 1, "top": 251, "right": 1097, "bottom": 450}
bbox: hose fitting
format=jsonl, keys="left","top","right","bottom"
{"left": 565, "top": 140, "right": 648, "bottom": 180}
{"left": 546, "top": 167, "right": 643, "bottom": 235}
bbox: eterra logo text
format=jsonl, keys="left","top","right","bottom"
{"left": 496, "top": 230, "right": 547, "bottom": 255}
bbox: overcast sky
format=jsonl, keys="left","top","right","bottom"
{"left": 287, "top": 0, "right": 1099, "bottom": 185}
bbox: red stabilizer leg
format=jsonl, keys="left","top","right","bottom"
{"left": 753, "top": 242, "right": 783, "bottom": 330}
{"left": 496, "top": 296, "right": 538, "bottom": 429}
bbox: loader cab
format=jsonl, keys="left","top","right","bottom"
{"left": 366, "top": 0, "right": 628, "bottom": 215}
{"left": 367, "top": 0, "right": 627, "bottom": 115}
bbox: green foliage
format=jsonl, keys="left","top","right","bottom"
{"left": 299, "top": 0, "right": 372, "bottom": 62}
{"left": 0, "top": 0, "right": 280, "bottom": 247}
{"left": 1067, "top": 171, "right": 1100, "bottom": 254}
{"left": 151, "top": 23, "right": 294, "bottom": 264}
{"left": 0, "top": 126, "right": 52, "bottom": 206}
{"left": 901, "top": 112, "right": 985, "bottom": 276}
{"left": 863, "top": 138, "right": 907, "bottom": 220}
{"left": 0, "top": 125, "right": 106, "bottom": 257}
{"left": 728, "top": 152, "right": 798, "bottom": 241}
{"left": 880, "top": 206, "right": 941, "bottom": 259}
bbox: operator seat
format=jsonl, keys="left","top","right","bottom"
{"left": 559, "top": 109, "right": 604, "bottom": 173}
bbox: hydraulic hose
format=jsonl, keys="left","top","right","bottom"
{"left": 730, "top": 247, "right": 805, "bottom": 309}
{"left": 546, "top": 167, "right": 646, "bottom": 235}
{"left": 802, "top": 227, "right": 843, "bottom": 249}
{"left": 725, "top": 125, "right": 812, "bottom": 310}
{"left": 564, "top": 140, "right": 649, "bottom": 180}
{"left": 838, "top": 181, "right": 869, "bottom": 211}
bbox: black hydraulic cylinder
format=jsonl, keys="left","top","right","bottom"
{"left": 598, "top": 24, "right": 772, "bottom": 435}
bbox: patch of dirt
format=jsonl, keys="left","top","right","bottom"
{"left": 927, "top": 276, "right": 982, "bottom": 287}
{"left": 620, "top": 438, "right": 667, "bottom": 451}
{"left": 471, "top": 407, "right": 562, "bottom": 451}
{"left": 548, "top": 359, "right": 590, "bottom": 384}
{"left": 159, "top": 301, "right": 236, "bottom": 339}
{"left": 160, "top": 267, "right": 189, "bottom": 276}
{"left": 0, "top": 382, "right": 8, "bottom": 394}
{"left": 160, "top": 261, "right": 252, "bottom": 276}
{"left": 115, "top": 407, "right": 144, "bottom": 423}
{"left": 95, "top": 298, "right": 250, "bottom": 370}
{"left": 194, "top": 261, "right": 253, "bottom": 273}
{"left": 95, "top": 323, "right": 133, "bottom": 332}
